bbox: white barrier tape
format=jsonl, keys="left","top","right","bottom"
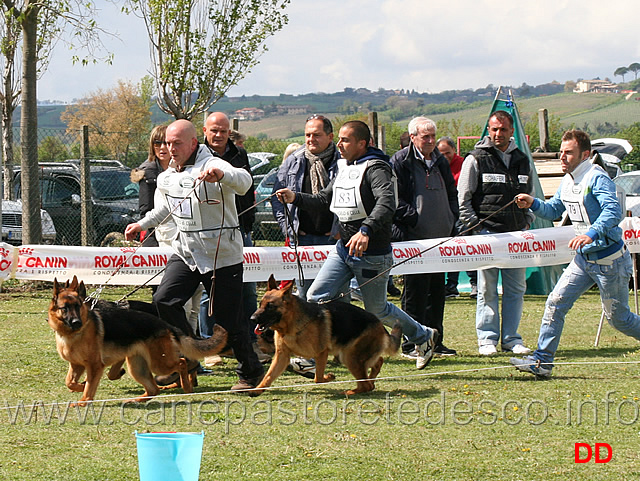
{"left": 0, "top": 222, "right": 637, "bottom": 285}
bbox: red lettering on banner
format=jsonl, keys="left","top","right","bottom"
{"left": 24, "top": 256, "right": 68, "bottom": 268}
{"left": 508, "top": 240, "right": 556, "bottom": 253}
{"left": 439, "top": 244, "right": 492, "bottom": 257}
{"left": 393, "top": 247, "right": 422, "bottom": 259}
{"left": 0, "top": 259, "right": 10, "bottom": 271}
{"left": 624, "top": 229, "right": 640, "bottom": 240}
{"left": 94, "top": 255, "right": 129, "bottom": 269}
{"left": 243, "top": 252, "right": 260, "bottom": 264}
{"left": 313, "top": 250, "right": 327, "bottom": 261}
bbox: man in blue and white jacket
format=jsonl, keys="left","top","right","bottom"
{"left": 511, "top": 129, "right": 640, "bottom": 377}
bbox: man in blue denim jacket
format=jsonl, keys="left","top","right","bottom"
{"left": 511, "top": 129, "right": 640, "bottom": 377}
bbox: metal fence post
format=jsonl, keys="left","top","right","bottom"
{"left": 80, "top": 125, "right": 93, "bottom": 245}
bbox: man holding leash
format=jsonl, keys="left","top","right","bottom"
{"left": 511, "top": 129, "right": 640, "bottom": 377}
{"left": 125, "top": 119, "right": 264, "bottom": 394}
{"left": 276, "top": 120, "right": 439, "bottom": 369}
{"left": 458, "top": 110, "right": 534, "bottom": 356}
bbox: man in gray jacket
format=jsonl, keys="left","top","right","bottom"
{"left": 125, "top": 119, "right": 264, "bottom": 394}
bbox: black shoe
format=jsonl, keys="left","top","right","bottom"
{"left": 231, "top": 374, "right": 265, "bottom": 397}
{"left": 387, "top": 284, "right": 402, "bottom": 297}
{"left": 434, "top": 344, "right": 457, "bottom": 357}
{"left": 197, "top": 364, "right": 214, "bottom": 376}
{"left": 445, "top": 286, "right": 459, "bottom": 298}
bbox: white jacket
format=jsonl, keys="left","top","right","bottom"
{"left": 138, "top": 144, "right": 252, "bottom": 273}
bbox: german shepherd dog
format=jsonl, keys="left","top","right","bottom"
{"left": 48, "top": 276, "right": 227, "bottom": 405}
{"left": 251, "top": 275, "right": 402, "bottom": 396}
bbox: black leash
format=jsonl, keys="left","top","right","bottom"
{"left": 282, "top": 202, "right": 305, "bottom": 288}
{"left": 318, "top": 197, "right": 519, "bottom": 305}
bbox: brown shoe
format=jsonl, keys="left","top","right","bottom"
{"left": 231, "top": 374, "right": 264, "bottom": 397}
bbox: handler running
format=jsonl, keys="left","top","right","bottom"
{"left": 511, "top": 129, "right": 640, "bottom": 377}
{"left": 275, "top": 120, "right": 438, "bottom": 369}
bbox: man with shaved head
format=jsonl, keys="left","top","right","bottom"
{"left": 125, "top": 119, "right": 264, "bottom": 394}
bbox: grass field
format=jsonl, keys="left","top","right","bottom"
{"left": 0, "top": 282, "right": 639, "bottom": 480}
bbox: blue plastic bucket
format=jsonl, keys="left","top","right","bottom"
{"left": 135, "top": 431, "right": 204, "bottom": 481}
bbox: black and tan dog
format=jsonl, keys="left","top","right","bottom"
{"left": 251, "top": 275, "right": 402, "bottom": 396}
{"left": 48, "top": 276, "right": 227, "bottom": 405}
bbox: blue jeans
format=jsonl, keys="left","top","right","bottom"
{"left": 476, "top": 266, "right": 527, "bottom": 348}
{"left": 307, "top": 241, "right": 432, "bottom": 346}
{"left": 295, "top": 233, "right": 335, "bottom": 299}
{"left": 533, "top": 250, "right": 640, "bottom": 369}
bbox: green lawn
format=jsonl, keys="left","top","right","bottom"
{"left": 0, "top": 282, "right": 639, "bottom": 480}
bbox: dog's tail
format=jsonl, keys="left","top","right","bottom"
{"left": 385, "top": 322, "right": 403, "bottom": 356}
{"left": 178, "top": 325, "right": 229, "bottom": 359}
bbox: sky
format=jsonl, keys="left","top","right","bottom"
{"left": 38, "top": 0, "right": 640, "bottom": 103}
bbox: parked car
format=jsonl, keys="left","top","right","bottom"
{"left": 614, "top": 171, "right": 640, "bottom": 217}
{"left": 13, "top": 160, "right": 139, "bottom": 246}
{"left": 1, "top": 199, "right": 57, "bottom": 245}
{"left": 252, "top": 168, "right": 283, "bottom": 241}
{"left": 248, "top": 152, "right": 276, "bottom": 187}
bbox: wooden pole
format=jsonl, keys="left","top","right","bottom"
{"left": 538, "top": 108, "right": 550, "bottom": 152}
{"left": 80, "top": 125, "right": 93, "bottom": 246}
{"left": 368, "top": 112, "right": 379, "bottom": 147}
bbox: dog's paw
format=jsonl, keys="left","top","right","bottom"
{"left": 321, "top": 373, "right": 336, "bottom": 383}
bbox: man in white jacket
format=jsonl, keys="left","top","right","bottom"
{"left": 125, "top": 119, "right": 264, "bottom": 394}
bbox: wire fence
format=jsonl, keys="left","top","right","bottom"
{"left": 1, "top": 127, "right": 292, "bottom": 246}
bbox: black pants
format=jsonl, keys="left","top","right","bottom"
{"left": 402, "top": 272, "right": 446, "bottom": 344}
{"left": 153, "top": 255, "right": 263, "bottom": 381}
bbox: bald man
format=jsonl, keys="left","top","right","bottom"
{"left": 125, "top": 119, "right": 264, "bottom": 394}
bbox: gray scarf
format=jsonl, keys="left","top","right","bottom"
{"left": 304, "top": 142, "right": 335, "bottom": 194}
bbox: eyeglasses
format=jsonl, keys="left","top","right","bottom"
{"left": 306, "top": 114, "right": 333, "bottom": 134}
{"left": 153, "top": 140, "right": 168, "bottom": 146}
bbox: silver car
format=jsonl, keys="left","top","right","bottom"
{"left": 1, "top": 199, "right": 57, "bottom": 245}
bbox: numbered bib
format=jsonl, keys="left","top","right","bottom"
{"left": 330, "top": 160, "right": 369, "bottom": 222}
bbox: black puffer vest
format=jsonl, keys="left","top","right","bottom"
{"left": 470, "top": 146, "right": 530, "bottom": 232}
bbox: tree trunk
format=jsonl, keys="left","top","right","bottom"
{"left": 2, "top": 83, "right": 16, "bottom": 201}
{"left": 20, "top": 1, "right": 42, "bottom": 244}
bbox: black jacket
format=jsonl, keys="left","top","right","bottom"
{"left": 390, "top": 145, "right": 458, "bottom": 241}
{"left": 294, "top": 147, "right": 395, "bottom": 254}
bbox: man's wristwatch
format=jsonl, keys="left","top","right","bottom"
{"left": 359, "top": 229, "right": 369, "bottom": 237}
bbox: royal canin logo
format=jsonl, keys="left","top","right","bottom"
{"left": 520, "top": 232, "right": 535, "bottom": 240}
{"left": 119, "top": 247, "right": 137, "bottom": 253}
{"left": 0, "top": 247, "right": 9, "bottom": 257}
{"left": 453, "top": 238, "right": 467, "bottom": 244}
{"left": 19, "top": 247, "right": 34, "bottom": 256}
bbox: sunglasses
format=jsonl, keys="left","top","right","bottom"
{"left": 153, "top": 140, "right": 168, "bottom": 146}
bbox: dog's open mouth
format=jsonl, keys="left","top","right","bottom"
{"left": 254, "top": 324, "right": 268, "bottom": 335}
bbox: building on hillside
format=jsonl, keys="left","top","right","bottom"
{"left": 574, "top": 79, "right": 619, "bottom": 93}
{"left": 275, "top": 105, "right": 311, "bottom": 115}
{"left": 234, "top": 107, "right": 265, "bottom": 120}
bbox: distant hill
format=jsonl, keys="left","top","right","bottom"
{"left": 19, "top": 82, "right": 640, "bottom": 140}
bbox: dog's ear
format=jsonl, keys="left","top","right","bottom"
{"left": 52, "top": 278, "right": 60, "bottom": 298}
{"left": 77, "top": 280, "right": 86, "bottom": 300}
{"left": 267, "top": 275, "right": 278, "bottom": 291}
{"left": 69, "top": 276, "right": 78, "bottom": 290}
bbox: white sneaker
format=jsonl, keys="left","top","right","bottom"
{"left": 478, "top": 344, "right": 498, "bottom": 356}
{"left": 509, "top": 344, "right": 532, "bottom": 355}
{"left": 415, "top": 328, "right": 439, "bottom": 370}
{"left": 288, "top": 357, "right": 316, "bottom": 379}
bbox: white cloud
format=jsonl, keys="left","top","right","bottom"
{"left": 36, "top": 0, "right": 640, "bottom": 102}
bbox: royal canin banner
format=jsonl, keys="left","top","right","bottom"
{"left": 0, "top": 223, "right": 638, "bottom": 285}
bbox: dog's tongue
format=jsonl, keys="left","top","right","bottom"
{"left": 254, "top": 324, "right": 264, "bottom": 335}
